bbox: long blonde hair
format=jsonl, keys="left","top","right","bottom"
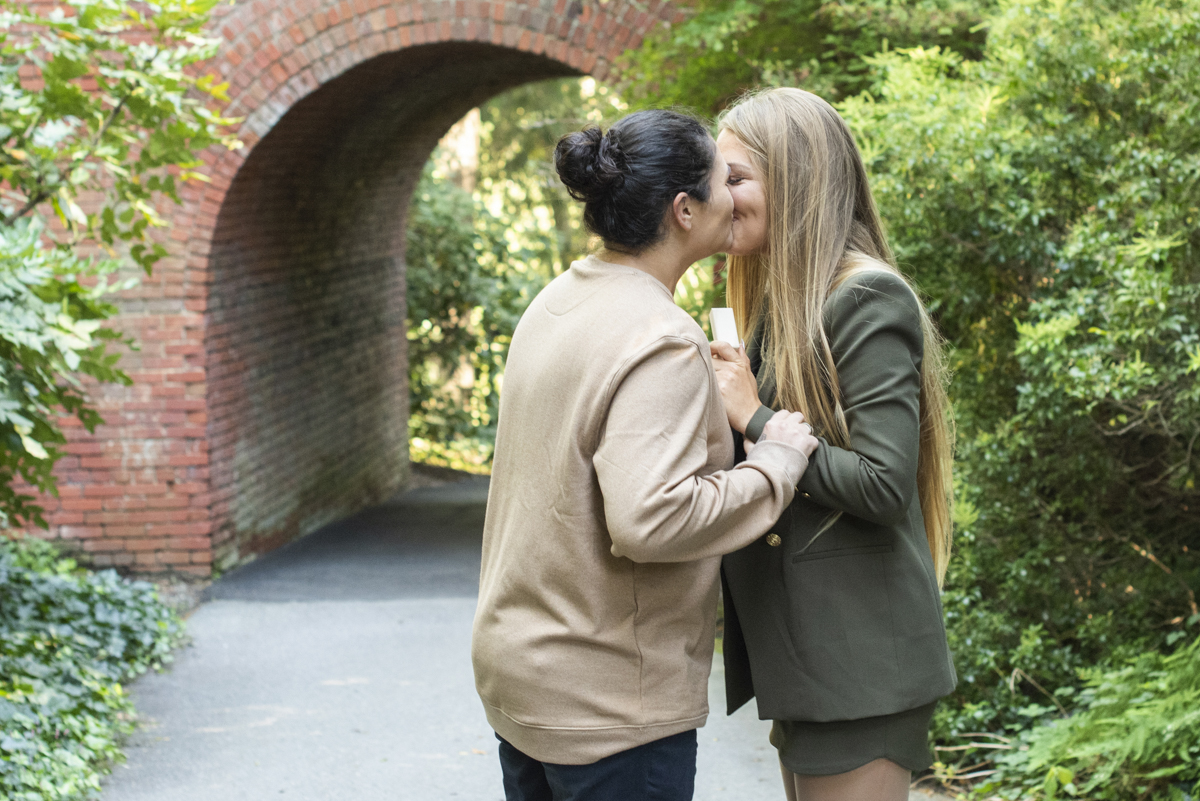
{"left": 719, "top": 88, "right": 955, "bottom": 585}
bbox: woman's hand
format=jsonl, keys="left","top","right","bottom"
{"left": 756, "top": 410, "right": 819, "bottom": 458}
{"left": 710, "top": 340, "right": 763, "bottom": 434}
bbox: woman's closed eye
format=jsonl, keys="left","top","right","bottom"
{"left": 727, "top": 176, "right": 745, "bottom": 186}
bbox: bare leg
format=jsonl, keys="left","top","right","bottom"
{"left": 780, "top": 758, "right": 910, "bottom": 801}
{"left": 780, "top": 762, "right": 800, "bottom": 801}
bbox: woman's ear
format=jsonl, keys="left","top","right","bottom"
{"left": 671, "top": 191, "right": 693, "bottom": 232}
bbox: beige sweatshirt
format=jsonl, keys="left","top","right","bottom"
{"left": 471, "top": 255, "right": 807, "bottom": 765}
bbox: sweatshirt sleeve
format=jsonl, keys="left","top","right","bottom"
{"left": 797, "top": 271, "right": 924, "bottom": 525}
{"left": 593, "top": 335, "right": 808, "bottom": 563}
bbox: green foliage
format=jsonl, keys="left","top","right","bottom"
{"left": 0, "top": 0, "right": 238, "bottom": 269}
{"left": 973, "top": 627, "right": 1200, "bottom": 801}
{"left": 405, "top": 165, "right": 543, "bottom": 471}
{"left": 0, "top": 536, "right": 186, "bottom": 800}
{"left": 620, "top": 0, "right": 991, "bottom": 113}
{"left": 408, "top": 78, "right": 627, "bottom": 469}
{"left": 674, "top": 257, "right": 726, "bottom": 339}
{"left": 476, "top": 77, "right": 626, "bottom": 280}
{"left": 837, "top": 0, "right": 1200, "bottom": 749}
{"left": 0, "top": 0, "right": 236, "bottom": 528}
{"left": 0, "top": 219, "right": 130, "bottom": 529}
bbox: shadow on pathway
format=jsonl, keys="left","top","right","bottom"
{"left": 102, "top": 476, "right": 942, "bottom": 801}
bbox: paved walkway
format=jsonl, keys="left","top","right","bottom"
{"left": 101, "top": 477, "right": 943, "bottom": 801}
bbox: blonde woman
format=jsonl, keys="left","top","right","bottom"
{"left": 708, "top": 88, "right": 957, "bottom": 801}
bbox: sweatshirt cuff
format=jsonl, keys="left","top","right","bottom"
{"left": 745, "top": 405, "right": 775, "bottom": 443}
{"left": 745, "top": 439, "right": 809, "bottom": 489}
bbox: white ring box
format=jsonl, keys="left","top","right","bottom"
{"left": 709, "top": 307, "right": 739, "bottom": 347}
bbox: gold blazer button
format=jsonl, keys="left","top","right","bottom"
{"left": 766, "top": 533, "right": 782, "bottom": 547}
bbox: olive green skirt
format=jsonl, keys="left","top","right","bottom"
{"left": 769, "top": 701, "right": 937, "bottom": 777}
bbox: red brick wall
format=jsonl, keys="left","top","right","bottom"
{"left": 26, "top": 0, "right": 682, "bottom": 575}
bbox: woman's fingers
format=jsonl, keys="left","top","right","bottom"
{"left": 710, "top": 340, "right": 763, "bottom": 434}
{"left": 711, "top": 361, "right": 737, "bottom": 388}
{"left": 710, "top": 340, "right": 741, "bottom": 362}
{"left": 759, "top": 410, "right": 820, "bottom": 457}
{"left": 710, "top": 340, "right": 751, "bottom": 366}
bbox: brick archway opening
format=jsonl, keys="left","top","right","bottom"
{"left": 206, "top": 44, "right": 577, "bottom": 569}
{"left": 25, "top": 0, "right": 682, "bottom": 575}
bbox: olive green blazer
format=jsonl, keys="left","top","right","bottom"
{"left": 721, "top": 270, "right": 957, "bottom": 722}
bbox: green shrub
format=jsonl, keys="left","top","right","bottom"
{"left": 620, "top": 0, "right": 992, "bottom": 114}
{"left": 0, "top": 537, "right": 185, "bottom": 801}
{"left": 974, "top": 627, "right": 1200, "bottom": 801}
{"left": 839, "top": 0, "right": 1200, "bottom": 740}
{"left": 405, "top": 164, "right": 545, "bottom": 471}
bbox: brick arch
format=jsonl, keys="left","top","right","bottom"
{"left": 39, "top": 0, "right": 679, "bottom": 574}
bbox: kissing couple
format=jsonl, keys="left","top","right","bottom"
{"left": 473, "top": 88, "right": 957, "bottom": 801}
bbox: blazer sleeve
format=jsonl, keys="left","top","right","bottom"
{"left": 796, "top": 271, "right": 924, "bottom": 526}
{"left": 593, "top": 335, "right": 807, "bottom": 564}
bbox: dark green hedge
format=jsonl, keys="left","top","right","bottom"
{"left": 0, "top": 538, "right": 185, "bottom": 801}
{"left": 978, "top": 627, "right": 1200, "bottom": 801}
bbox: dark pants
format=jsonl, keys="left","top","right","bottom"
{"left": 497, "top": 729, "right": 698, "bottom": 801}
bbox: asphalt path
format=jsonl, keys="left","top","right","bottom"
{"left": 101, "top": 477, "right": 943, "bottom": 801}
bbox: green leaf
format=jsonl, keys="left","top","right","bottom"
{"left": 14, "top": 427, "right": 48, "bottom": 460}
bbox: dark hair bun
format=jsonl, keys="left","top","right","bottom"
{"left": 554, "top": 127, "right": 626, "bottom": 203}
{"left": 554, "top": 110, "right": 715, "bottom": 252}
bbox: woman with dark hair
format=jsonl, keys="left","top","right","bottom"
{"left": 472, "top": 109, "right": 819, "bottom": 801}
